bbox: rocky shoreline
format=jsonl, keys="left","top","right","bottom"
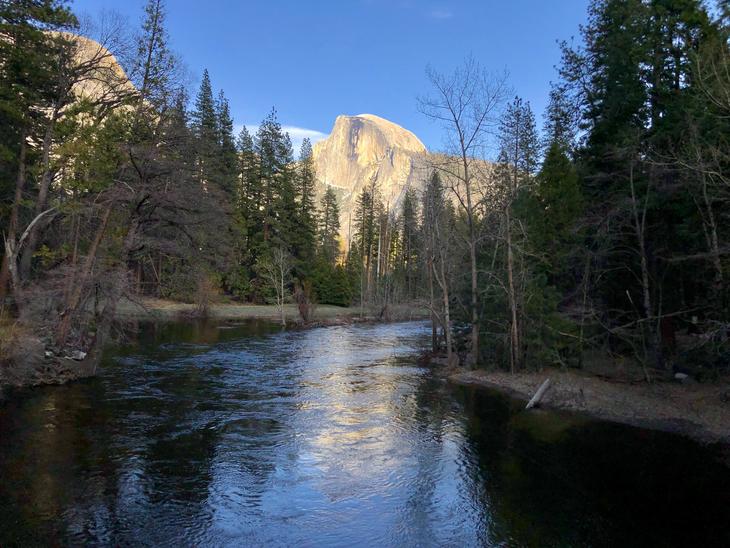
{"left": 445, "top": 366, "right": 730, "bottom": 446}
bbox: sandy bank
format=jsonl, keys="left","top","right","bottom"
{"left": 449, "top": 368, "right": 730, "bottom": 445}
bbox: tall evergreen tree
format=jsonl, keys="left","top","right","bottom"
{"left": 294, "top": 138, "right": 317, "bottom": 267}
{"left": 318, "top": 186, "right": 341, "bottom": 265}
{"left": 543, "top": 85, "right": 578, "bottom": 152}
{"left": 520, "top": 140, "right": 582, "bottom": 283}
{"left": 353, "top": 182, "right": 380, "bottom": 303}
{"left": 134, "top": 0, "right": 176, "bottom": 110}
{"left": 191, "top": 69, "right": 218, "bottom": 186}
{"left": 398, "top": 187, "right": 419, "bottom": 299}
{"left": 215, "top": 89, "right": 238, "bottom": 195}
{"left": 253, "top": 108, "right": 295, "bottom": 256}
{"left": 236, "top": 125, "right": 257, "bottom": 220}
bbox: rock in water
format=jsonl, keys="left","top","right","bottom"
{"left": 313, "top": 114, "right": 428, "bottom": 246}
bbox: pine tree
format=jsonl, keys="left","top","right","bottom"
{"left": 191, "top": 69, "right": 218, "bottom": 186}
{"left": 236, "top": 126, "right": 257, "bottom": 216}
{"left": 499, "top": 96, "right": 540, "bottom": 180}
{"left": 134, "top": 0, "right": 176, "bottom": 110}
{"left": 517, "top": 141, "right": 582, "bottom": 284}
{"left": 399, "top": 187, "right": 419, "bottom": 299}
{"left": 318, "top": 186, "right": 341, "bottom": 265}
{"left": 560, "top": 0, "right": 648, "bottom": 183}
{"left": 254, "top": 108, "right": 295, "bottom": 255}
{"left": 543, "top": 85, "right": 577, "bottom": 152}
{"left": 353, "top": 182, "right": 379, "bottom": 303}
{"left": 215, "top": 89, "right": 238, "bottom": 195}
{"left": 275, "top": 132, "right": 297, "bottom": 251}
{"left": 294, "top": 138, "right": 318, "bottom": 267}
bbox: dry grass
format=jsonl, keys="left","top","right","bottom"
{"left": 115, "top": 296, "right": 429, "bottom": 322}
{"left": 0, "top": 318, "right": 23, "bottom": 363}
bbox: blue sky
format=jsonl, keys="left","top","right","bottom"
{"left": 71, "top": 0, "right": 589, "bottom": 152}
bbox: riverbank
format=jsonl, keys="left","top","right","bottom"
{"left": 114, "top": 297, "right": 427, "bottom": 323}
{"left": 1, "top": 299, "right": 428, "bottom": 390}
{"left": 448, "top": 368, "right": 730, "bottom": 445}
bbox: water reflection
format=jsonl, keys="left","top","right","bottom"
{"left": 0, "top": 320, "right": 728, "bottom": 546}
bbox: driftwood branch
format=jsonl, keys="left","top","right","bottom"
{"left": 525, "top": 378, "right": 552, "bottom": 410}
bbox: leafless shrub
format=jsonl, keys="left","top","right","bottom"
{"left": 294, "top": 280, "right": 317, "bottom": 324}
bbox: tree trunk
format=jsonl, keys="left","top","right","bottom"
{"left": 279, "top": 262, "right": 286, "bottom": 327}
{"left": 462, "top": 154, "right": 479, "bottom": 368}
{"left": 428, "top": 257, "right": 438, "bottom": 352}
{"left": 628, "top": 162, "right": 658, "bottom": 368}
{"left": 700, "top": 174, "right": 723, "bottom": 299}
{"left": 0, "top": 132, "right": 27, "bottom": 299}
{"left": 434, "top": 258, "right": 453, "bottom": 366}
{"left": 19, "top": 107, "right": 60, "bottom": 280}
{"left": 3, "top": 208, "right": 56, "bottom": 312}
{"left": 578, "top": 252, "right": 591, "bottom": 369}
{"left": 525, "top": 378, "right": 551, "bottom": 410}
{"left": 506, "top": 207, "right": 520, "bottom": 373}
{"left": 56, "top": 206, "right": 112, "bottom": 346}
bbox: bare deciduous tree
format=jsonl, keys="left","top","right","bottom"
{"left": 418, "top": 56, "right": 509, "bottom": 367}
{"left": 256, "top": 247, "right": 292, "bottom": 327}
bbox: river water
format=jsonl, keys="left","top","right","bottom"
{"left": 0, "top": 320, "right": 728, "bottom": 547}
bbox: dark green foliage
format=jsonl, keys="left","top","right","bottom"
{"left": 216, "top": 90, "right": 238, "bottom": 195}
{"left": 397, "top": 187, "right": 419, "bottom": 300}
{"left": 310, "top": 258, "right": 352, "bottom": 306}
{"left": 499, "top": 96, "right": 541, "bottom": 178}
{"left": 191, "top": 69, "right": 219, "bottom": 186}
{"left": 516, "top": 141, "right": 582, "bottom": 284}
{"left": 553, "top": 0, "right": 729, "bottom": 369}
{"left": 292, "top": 138, "right": 317, "bottom": 271}
{"left": 0, "top": 0, "right": 77, "bottom": 233}
{"left": 318, "top": 186, "right": 341, "bottom": 266}
{"left": 254, "top": 108, "right": 294, "bottom": 250}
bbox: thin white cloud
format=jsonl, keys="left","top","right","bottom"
{"left": 235, "top": 124, "right": 328, "bottom": 154}
{"left": 429, "top": 8, "right": 453, "bottom": 19}
{"left": 283, "top": 126, "right": 329, "bottom": 150}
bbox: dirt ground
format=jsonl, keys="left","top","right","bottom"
{"left": 449, "top": 368, "right": 730, "bottom": 445}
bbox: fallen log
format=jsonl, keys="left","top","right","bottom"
{"left": 525, "top": 378, "right": 552, "bottom": 410}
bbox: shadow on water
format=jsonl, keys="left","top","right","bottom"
{"left": 453, "top": 385, "right": 730, "bottom": 547}
{"left": 0, "top": 318, "right": 728, "bottom": 546}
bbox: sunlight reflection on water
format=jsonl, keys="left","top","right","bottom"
{"left": 0, "top": 320, "right": 728, "bottom": 547}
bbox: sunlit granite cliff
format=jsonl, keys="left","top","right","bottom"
{"left": 313, "top": 114, "right": 428, "bottom": 245}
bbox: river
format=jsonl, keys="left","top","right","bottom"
{"left": 1, "top": 320, "right": 728, "bottom": 546}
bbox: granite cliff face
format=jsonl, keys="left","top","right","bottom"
{"left": 313, "top": 114, "right": 428, "bottom": 245}
{"left": 54, "top": 32, "right": 134, "bottom": 104}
